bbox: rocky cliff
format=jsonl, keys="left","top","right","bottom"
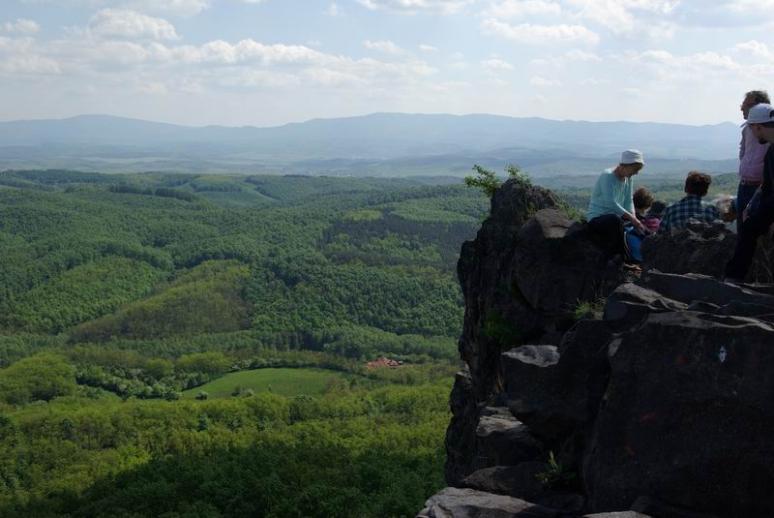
{"left": 420, "top": 179, "right": 774, "bottom": 517}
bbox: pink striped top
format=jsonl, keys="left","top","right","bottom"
{"left": 739, "top": 125, "right": 770, "bottom": 183}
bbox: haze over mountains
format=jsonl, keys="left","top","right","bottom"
{"left": 0, "top": 113, "right": 740, "bottom": 177}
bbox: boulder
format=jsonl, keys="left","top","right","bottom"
{"left": 641, "top": 221, "right": 735, "bottom": 278}
{"left": 583, "top": 513, "right": 651, "bottom": 518}
{"left": 461, "top": 464, "right": 585, "bottom": 514}
{"left": 642, "top": 220, "right": 774, "bottom": 283}
{"left": 472, "top": 409, "right": 544, "bottom": 471}
{"left": 445, "top": 368, "right": 480, "bottom": 485}
{"left": 583, "top": 309, "right": 774, "bottom": 515}
{"left": 503, "top": 320, "right": 614, "bottom": 446}
{"left": 416, "top": 487, "right": 561, "bottom": 518}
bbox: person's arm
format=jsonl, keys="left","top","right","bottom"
{"left": 739, "top": 128, "right": 746, "bottom": 161}
{"left": 615, "top": 178, "right": 646, "bottom": 232}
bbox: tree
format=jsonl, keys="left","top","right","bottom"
{"left": 464, "top": 164, "right": 530, "bottom": 197}
{"left": 0, "top": 354, "right": 77, "bottom": 404}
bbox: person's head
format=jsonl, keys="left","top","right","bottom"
{"left": 714, "top": 194, "right": 737, "bottom": 223}
{"left": 741, "top": 90, "right": 770, "bottom": 119}
{"left": 616, "top": 149, "right": 644, "bottom": 178}
{"left": 747, "top": 103, "right": 774, "bottom": 144}
{"left": 647, "top": 200, "right": 667, "bottom": 219}
{"left": 633, "top": 186, "right": 654, "bottom": 214}
{"left": 684, "top": 171, "right": 712, "bottom": 197}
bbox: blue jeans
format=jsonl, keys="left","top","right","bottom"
{"left": 737, "top": 183, "right": 760, "bottom": 233}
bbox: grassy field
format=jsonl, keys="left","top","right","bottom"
{"left": 182, "top": 367, "right": 352, "bottom": 398}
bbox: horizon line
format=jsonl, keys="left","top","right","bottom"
{"left": 0, "top": 111, "right": 741, "bottom": 131}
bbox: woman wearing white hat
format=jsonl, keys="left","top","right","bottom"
{"left": 586, "top": 150, "right": 648, "bottom": 261}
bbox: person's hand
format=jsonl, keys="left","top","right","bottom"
{"left": 743, "top": 207, "right": 749, "bottom": 222}
{"left": 634, "top": 219, "right": 647, "bottom": 234}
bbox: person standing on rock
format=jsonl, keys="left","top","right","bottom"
{"left": 725, "top": 103, "right": 774, "bottom": 282}
{"left": 737, "top": 90, "right": 771, "bottom": 232}
{"left": 586, "top": 150, "right": 647, "bottom": 261}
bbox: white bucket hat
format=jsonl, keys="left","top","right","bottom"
{"left": 620, "top": 149, "right": 644, "bottom": 165}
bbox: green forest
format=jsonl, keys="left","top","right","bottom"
{"left": 0, "top": 169, "right": 490, "bottom": 517}
{"left": 0, "top": 168, "right": 735, "bottom": 517}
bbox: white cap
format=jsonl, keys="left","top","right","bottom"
{"left": 747, "top": 103, "right": 774, "bottom": 125}
{"left": 620, "top": 149, "right": 644, "bottom": 165}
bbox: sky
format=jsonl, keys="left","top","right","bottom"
{"left": 1, "top": 0, "right": 773, "bottom": 127}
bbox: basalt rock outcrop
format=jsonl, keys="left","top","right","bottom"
{"left": 425, "top": 179, "right": 774, "bottom": 517}
{"left": 642, "top": 219, "right": 774, "bottom": 283}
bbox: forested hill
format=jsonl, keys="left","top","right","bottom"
{"left": 0, "top": 169, "right": 496, "bottom": 516}
{"left": 0, "top": 170, "right": 488, "bottom": 359}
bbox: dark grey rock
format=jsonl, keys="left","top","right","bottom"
{"left": 630, "top": 496, "right": 720, "bottom": 518}
{"left": 445, "top": 368, "right": 480, "bottom": 486}
{"left": 641, "top": 222, "right": 735, "bottom": 279}
{"left": 583, "top": 513, "right": 651, "bottom": 518}
{"left": 583, "top": 310, "right": 774, "bottom": 515}
{"left": 473, "top": 411, "right": 544, "bottom": 471}
{"left": 461, "top": 463, "right": 548, "bottom": 501}
{"left": 434, "top": 178, "right": 774, "bottom": 518}
{"left": 461, "top": 464, "right": 585, "bottom": 514}
{"left": 417, "top": 487, "right": 561, "bottom": 518}
{"left": 449, "top": 179, "right": 626, "bottom": 483}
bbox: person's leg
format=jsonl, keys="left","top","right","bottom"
{"left": 736, "top": 183, "right": 758, "bottom": 232}
{"left": 725, "top": 197, "right": 774, "bottom": 280}
{"left": 588, "top": 214, "right": 625, "bottom": 256}
{"left": 625, "top": 229, "right": 643, "bottom": 263}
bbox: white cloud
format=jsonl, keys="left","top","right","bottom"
{"left": 0, "top": 36, "right": 61, "bottom": 75}
{"left": 357, "top": 0, "right": 476, "bottom": 14}
{"left": 530, "top": 75, "right": 561, "bottom": 86}
{"left": 625, "top": 49, "right": 741, "bottom": 80}
{"left": 326, "top": 2, "right": 341, "bottom": 15}
{"left": 580, "top": 77, "right": 609, "bottom": 85}
{"left": 565, "top": 49, "right": 601, "bottom": 61}
{"left": 726, "top": 0, "right": 774, "bottom": 14}
{"left": 130, "top": 0, "right": 211, "bottom": 16}
{"left": 363, "top": 39, "right": 404, "bottom": 55}
{"left": 19, "top": 0, "right": 213, "bottom": 17}
{"left": 482, "top": 18, "right": 599, "bottom": 45}
{"left": 735, "top": 40, "right": 773, "bottom": 60}
{"left": 566, "top": 0, "right": 678, "bottom": 32}
{"left": 481, "top": 58, "right": 513, "bottom": 71}
{"left": 89, "top": 9, "right": 179, "bottom": 40}
{"left": 483, "top": 0, "right": 562, "bottom": 19}
{"left": 419, "top": 43, "right": 438, "bottom": 52}
{"left": 2, "top": 19, "right": 41, "bottom": 34}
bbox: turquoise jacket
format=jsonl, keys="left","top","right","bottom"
{"left": 586, "top": 169, "right": 634, "bottom": 220}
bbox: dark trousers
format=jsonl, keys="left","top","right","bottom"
{"left": 725, "top": 195, "right": 774, "bottom": 280}
{"left": 588, "top": 214, "right": 628, "bottom": 258}
{"left": 736, "top": 183, "right": 760, "bottom": 233}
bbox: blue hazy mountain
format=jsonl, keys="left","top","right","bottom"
{"left": 0, "top": 113, "right": 740, "bottom": 176}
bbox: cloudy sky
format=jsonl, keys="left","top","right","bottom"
{"left": 1, "top": 0, "right": 773, "bottom": 127}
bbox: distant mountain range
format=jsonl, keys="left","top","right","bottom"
{"left": 0, "top": 113, "right": 742, "bottom": 177}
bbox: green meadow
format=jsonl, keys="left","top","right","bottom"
{"left": 182, "top": 367, "right": 352, "bottom": 398}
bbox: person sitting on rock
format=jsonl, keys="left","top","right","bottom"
{"left": 645, "top": 200, "right": 666, "bottom": 232}
{"left": 625, "top": 187, "right": 658, "bottom": 263}
{"left": 659, "top": 172, "right": 720, "bottom": 233}
{"left": 586, "top": 150, "right": 647, "bottom": 260}
{"left": 725, "top": 103, "right": 774, "bottom": 281}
